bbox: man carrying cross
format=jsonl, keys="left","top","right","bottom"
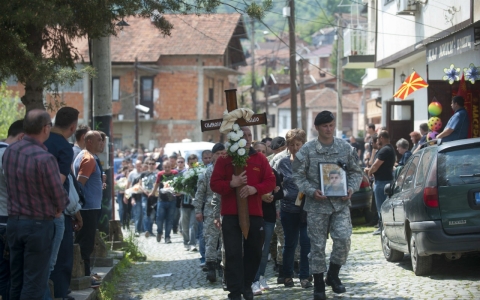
{"left": 210, "top": 126, "right": 275, "bottom": 300}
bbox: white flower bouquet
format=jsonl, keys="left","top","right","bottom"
{"left": 225, "top": 124, "right": 249, "bottom": 167}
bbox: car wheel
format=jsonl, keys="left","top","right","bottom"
{"left": 381, "top": 227, "right": 404, "bottom": 262}
{"left": 409, "top": 234, "right": 432, "bottom": 276}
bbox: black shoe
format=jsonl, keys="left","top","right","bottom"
{"left": 165, "top": 237, "right": 171, "bottom": 244}
{"left": 227, "top": 293, "right": 241, "bottom": 300}
{"left": 276, "top": 264, "right": 284, "bottom": 284}
{"left": 325, "top": 264, "right": 346, "bottom": 294}
{"left": 206, "top": 262, "right": 216, "bottom": 283}
{"left": 284, "top": 277, "right": 294, "bottom": 288}
{"left": 243, "top": 286, "right": 254, "bottom": 300}
{"left": 313, "top": 273, "right": 326, "bottom": 300}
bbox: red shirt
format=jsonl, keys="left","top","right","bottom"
{"left": 210, "top": 150, "right": 276, "bottom": 217}
{"left": 155, "top": 169, "right": 179, "bottom": 184}
{"left": 3, "top": 136, "right": 68, "bottom": 218}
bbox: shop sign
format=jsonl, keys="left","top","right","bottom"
{"left": 426, "top": 27, "right": 474, "bottom": 64}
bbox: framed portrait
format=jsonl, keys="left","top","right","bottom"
{"left": 318, "top": 162, "right": 348, "bottom": 197}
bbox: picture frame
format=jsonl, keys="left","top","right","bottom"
{"left": 318, "top": 162, "right": 348, "bottom": 197}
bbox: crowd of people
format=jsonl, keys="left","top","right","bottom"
{"left": 0, "top": 95, "right": 468, "bottom": 300}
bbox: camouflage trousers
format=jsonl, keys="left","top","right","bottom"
{"left": 307, "top": 206, "right": 352, "bottom": 274}
{"left": 204, "top": 215, "right": 222, "bottom": 262}
{"left": 273, "top": 217, "right": 300, "bottom": 265}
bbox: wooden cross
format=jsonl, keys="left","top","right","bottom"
{"left": 201, "top": 89, "right": 268, "bottom": 239}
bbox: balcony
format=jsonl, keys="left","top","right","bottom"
{"left": 342, "top": 28, "right": 375, "bottom": 69}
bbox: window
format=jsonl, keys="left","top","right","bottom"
{"left": 401, "top": 155, "right": 420, "bottom": 192}
{"left": 112, "top": 77, "right": 120, "bottom": 101}
{"left": 415, "top": 148, "right": 434, "bottom": 187}
{"left": 393, "top": 161, "right": 410, "bottom": 193}
{"left": 325, "top": 83, "right": 335, "bottom": 89}
{"left": 140, "top": 77, "right": 154, "bottom": 102}
{"left": 438, "top": 146, "right": 480, "bottom": 186}
{"left": 218, "top": 80, "right": 224, "bottom": 105}
{"left": 208, "top": 77, "right": 214, "bottom": 103}
{"left": 282, "top": 115, "right": 288, "bottom": 130}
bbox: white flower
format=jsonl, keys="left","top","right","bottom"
{"left": 237, "top": 148, "right": 246, "bottom": 156}
{"left": 227, "top": 132, "right": 234, "bottom": 140}
{"left": 231, "top": 133, "right": 241, "bottom": 142}
{"left": 225, "top": 142, "right": 231, "bottom": 149}
{"left": 238, "top": 139, "right": 247, "bottom": 147}
{"left": 236, "top": 130, "right": 244, "bottom": 137}
{"left": 232, "top": 124, "right": 240, "bottom": 131}
{"left": 230, "top": 143, "right": 239, "bottom": 152}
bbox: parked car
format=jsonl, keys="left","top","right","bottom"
{"left": 163, "top": 140, "right": 215, "bottom": 164}
{"left": 350, "top": 173, "right": 374, "bottom": 223}
{"left": 381, "top": 138, "right": 480, "bottom": 276}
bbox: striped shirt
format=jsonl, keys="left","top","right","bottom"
{"left": 2, "top": 136, "right": 68, "bottom": 218}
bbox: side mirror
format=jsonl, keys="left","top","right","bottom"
{"left": 384, "top": 183, "right": 392, "bottom": 197}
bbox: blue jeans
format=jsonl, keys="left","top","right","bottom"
{"left": 254, "top": 221, "right": 275, "bottom": 281}
{"left": 0, "top": 224, "right": 9, "bottom": 300}
{"left": 281, "top": 210, "right": 310, "bottom": 280}
{"left": 142, "top": 195, "right": 154, "bottom": 234}
{"left": 133, "top": 194, "right": 143, "bottom": 233}
{"left": 156, "top": 200, "right": 176, "bottom": 238}
{"left": 197, "top": 220, "right": 206, "bottom": 263}
{"left": 44, "top": 214, "right": 65, "bottom": 300}
{"left": 374, "top": 180, "right": 390, "bottom": 220}
{"left": 7, "top": 218, "right": 54, "bottom": 300}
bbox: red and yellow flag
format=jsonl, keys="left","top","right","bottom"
{"left": 393, "top": 71, "right": 429, "bottom": 100}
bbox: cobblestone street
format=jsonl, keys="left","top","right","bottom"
{"left": 114, "top": 225, "right": 480, "bottom": 300}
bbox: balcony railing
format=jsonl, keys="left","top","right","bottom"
{"left": 344, "top": 28, "right": 373, "bottom": 57}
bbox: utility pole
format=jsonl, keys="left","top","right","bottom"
{"left": 250, "top": 17, "right": 258, "bottom": 139}
{"left": 134, "top": 57, "right": 139, "bottom": 150}
{"left": 336, "top": 14, "right": 344, "bottom": 138}
{"left": 264, "top": 56, "right": 269, "bottom": 137}
{"left": 91, "top": 36, "right": 113, "bottom": 233}
{"left": 288, "top": 0, "right": 298, "bottom": 129}
{"left": 298, "top": 59, "right": 307, "bottom": 130}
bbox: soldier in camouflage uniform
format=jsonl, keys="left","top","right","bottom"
{"left": 194, "top": 143, "right": 227, "bottom": 283}
{"left": 292, "top": 111, "right": 362, "bottom": 300}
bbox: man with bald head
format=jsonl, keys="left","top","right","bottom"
{"left": 73, "top": 131, "right": 104, "bottom": 283}
{"left": 4, "top": 109, "right": 68, "bottom": 299}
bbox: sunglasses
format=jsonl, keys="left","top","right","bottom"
{"left": 147, "top": 163, "right": 156, "bottom": 165}
{"left": 177, "top": 161, "right": 185, "bottom": 163}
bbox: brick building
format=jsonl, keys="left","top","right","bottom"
{"left": 7, "top": 13, "right": 248, "bottom": 150}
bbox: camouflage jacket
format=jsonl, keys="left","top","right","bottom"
{"left": 292, "top": 137, "right": 362, "bottom": 214}
{"left": 270, "top": 149, "right": 289, "bottom": 170}
{"left": 194, "top": 164, "right": 219, "bottom": 217}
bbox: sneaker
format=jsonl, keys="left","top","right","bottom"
{"left": 300, "top": 279, "right": 312, "bottom": 288}
{"left": 91, "top": 279, "right": 101, "bottom": 288}
{"left": 374, "top": 223, "right": 380, "bottom": 228}
{"left": 251, "top": 281, "right": 262, "bottom": 296}
{"left": 199, "top": 261, "right": 206, "bottom": 267}
{"left": 191, "top": 247, "right": 198, "bottom": 252}
{"left": 372, "top": 228, "right": 381, "bottom": 235}
{"left": 134, "top": 232, "right": 140, "bottom": 237}
{"left": 165, "top": 237, "right": 172, "bottom": 244}
{"left": 145, "top": 232, "right": 150, "bottom": 238}
{"left": 156, "top": 234, "right": 162, "bottom": 243}
{"left": 91, "top": 274, "right": 102, "bottom": 281}
{"left": 185, "top": 245, "right": 191, "bottom": 251}
{"left": 259, "top": 276, "right": 270, "bottom": 290}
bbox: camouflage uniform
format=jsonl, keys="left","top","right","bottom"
{"left": 194, "top": 165, "right": 222, "bottom": 262}
{"left": 292, "top": 137, "right": 362, "bottom": 274}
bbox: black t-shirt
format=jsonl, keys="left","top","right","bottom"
{"left": 374, "top": 144, "right": 395, "bottom": 181}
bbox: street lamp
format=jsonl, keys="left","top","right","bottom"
{"left": 400, "top": 72, "right": 406, "bottom": 83}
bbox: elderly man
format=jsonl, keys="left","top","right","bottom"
{"left": 4, "top": 110, "right": 68, "bottom": 299}
{"left": 292, "top": 111, "right": 362, "bottom": 300}
{"left": 73, "top": 131, "right": 104, "bottom": 283}
{"left": 211, "top": 126, "right": 276, "bottom": 300}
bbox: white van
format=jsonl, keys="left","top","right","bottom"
{"left": 163, "top": 139, "right": 215, "bottom": 164}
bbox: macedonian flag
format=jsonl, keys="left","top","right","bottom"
{"left": 393, "top": 71, "right": 429, "bottom": 100}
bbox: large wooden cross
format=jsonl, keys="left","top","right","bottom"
{"left": 201, "top": 89, "right": 267, "bottom": 239}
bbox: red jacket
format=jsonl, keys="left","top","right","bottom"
{"left": 210, "top": 149, "right": 276, "bottom": 217}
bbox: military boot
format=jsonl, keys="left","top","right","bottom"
{"left": 206, "top": 261, "right": 217, "bottom": 282}
{"left": 276, "top": 264, "right": 285, "bottom": 284}
{"left": 325, "top": 263, "right": 346, "bottom": 293}
{"left": 313, "top": 273, "right": 326, "bottom": 300}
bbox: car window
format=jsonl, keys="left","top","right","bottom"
{"left": 415, "top": 148, "right": 434, "bottom": 187}
{"left": 401, "top": 155, "right": 420, "bottom": 192}
{"left": 393, "top": 160, "right": 411, "bottom": 193}
{"left": 438, "top": 145, "right": 480, "bottom": 186}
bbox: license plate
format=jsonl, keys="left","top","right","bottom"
{"left": 475, "top": 192, "right": 480, "bottom": 205}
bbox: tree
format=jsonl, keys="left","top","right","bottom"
{"left": 0, "top": 0, "right": 272, "bottom": 112}
{"left": 0, "top": 82, "right": 25, "bottom": 139}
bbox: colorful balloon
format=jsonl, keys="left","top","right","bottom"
{"left": 428, "top": 117, "right": 442, "bottom": 132}
{"left": 427, "top": 131, "right": 439, "bottom": 141}
{"left": 428, "top": 102, "right": 442, "bottom": 116}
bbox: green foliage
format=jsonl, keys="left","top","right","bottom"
{"left": 122, "top": 233, "right": 146, "bottom": 261}
{"left": 329, "top": 43, "right": 365, "bottom": 86}
{"left": 98, "top": 256, "right": 132, "bottom": 300}
{"left": 0, "top": 83, "right": 25, "bottom": 140}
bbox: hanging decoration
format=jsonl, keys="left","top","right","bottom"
{"left": 428, "top": 102, "right": 442, "bottom": 116}
{"left": 393, "top": 71, "right": 429, "bottom": 100}
{"left": 442, "top": 64, "right": 461, "bottom": 84}
{"left": 463, "top": 63, "right": 480, "bottom": 84}
{"left": 428, "top": 116, "right": 443, "bottom": 132}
